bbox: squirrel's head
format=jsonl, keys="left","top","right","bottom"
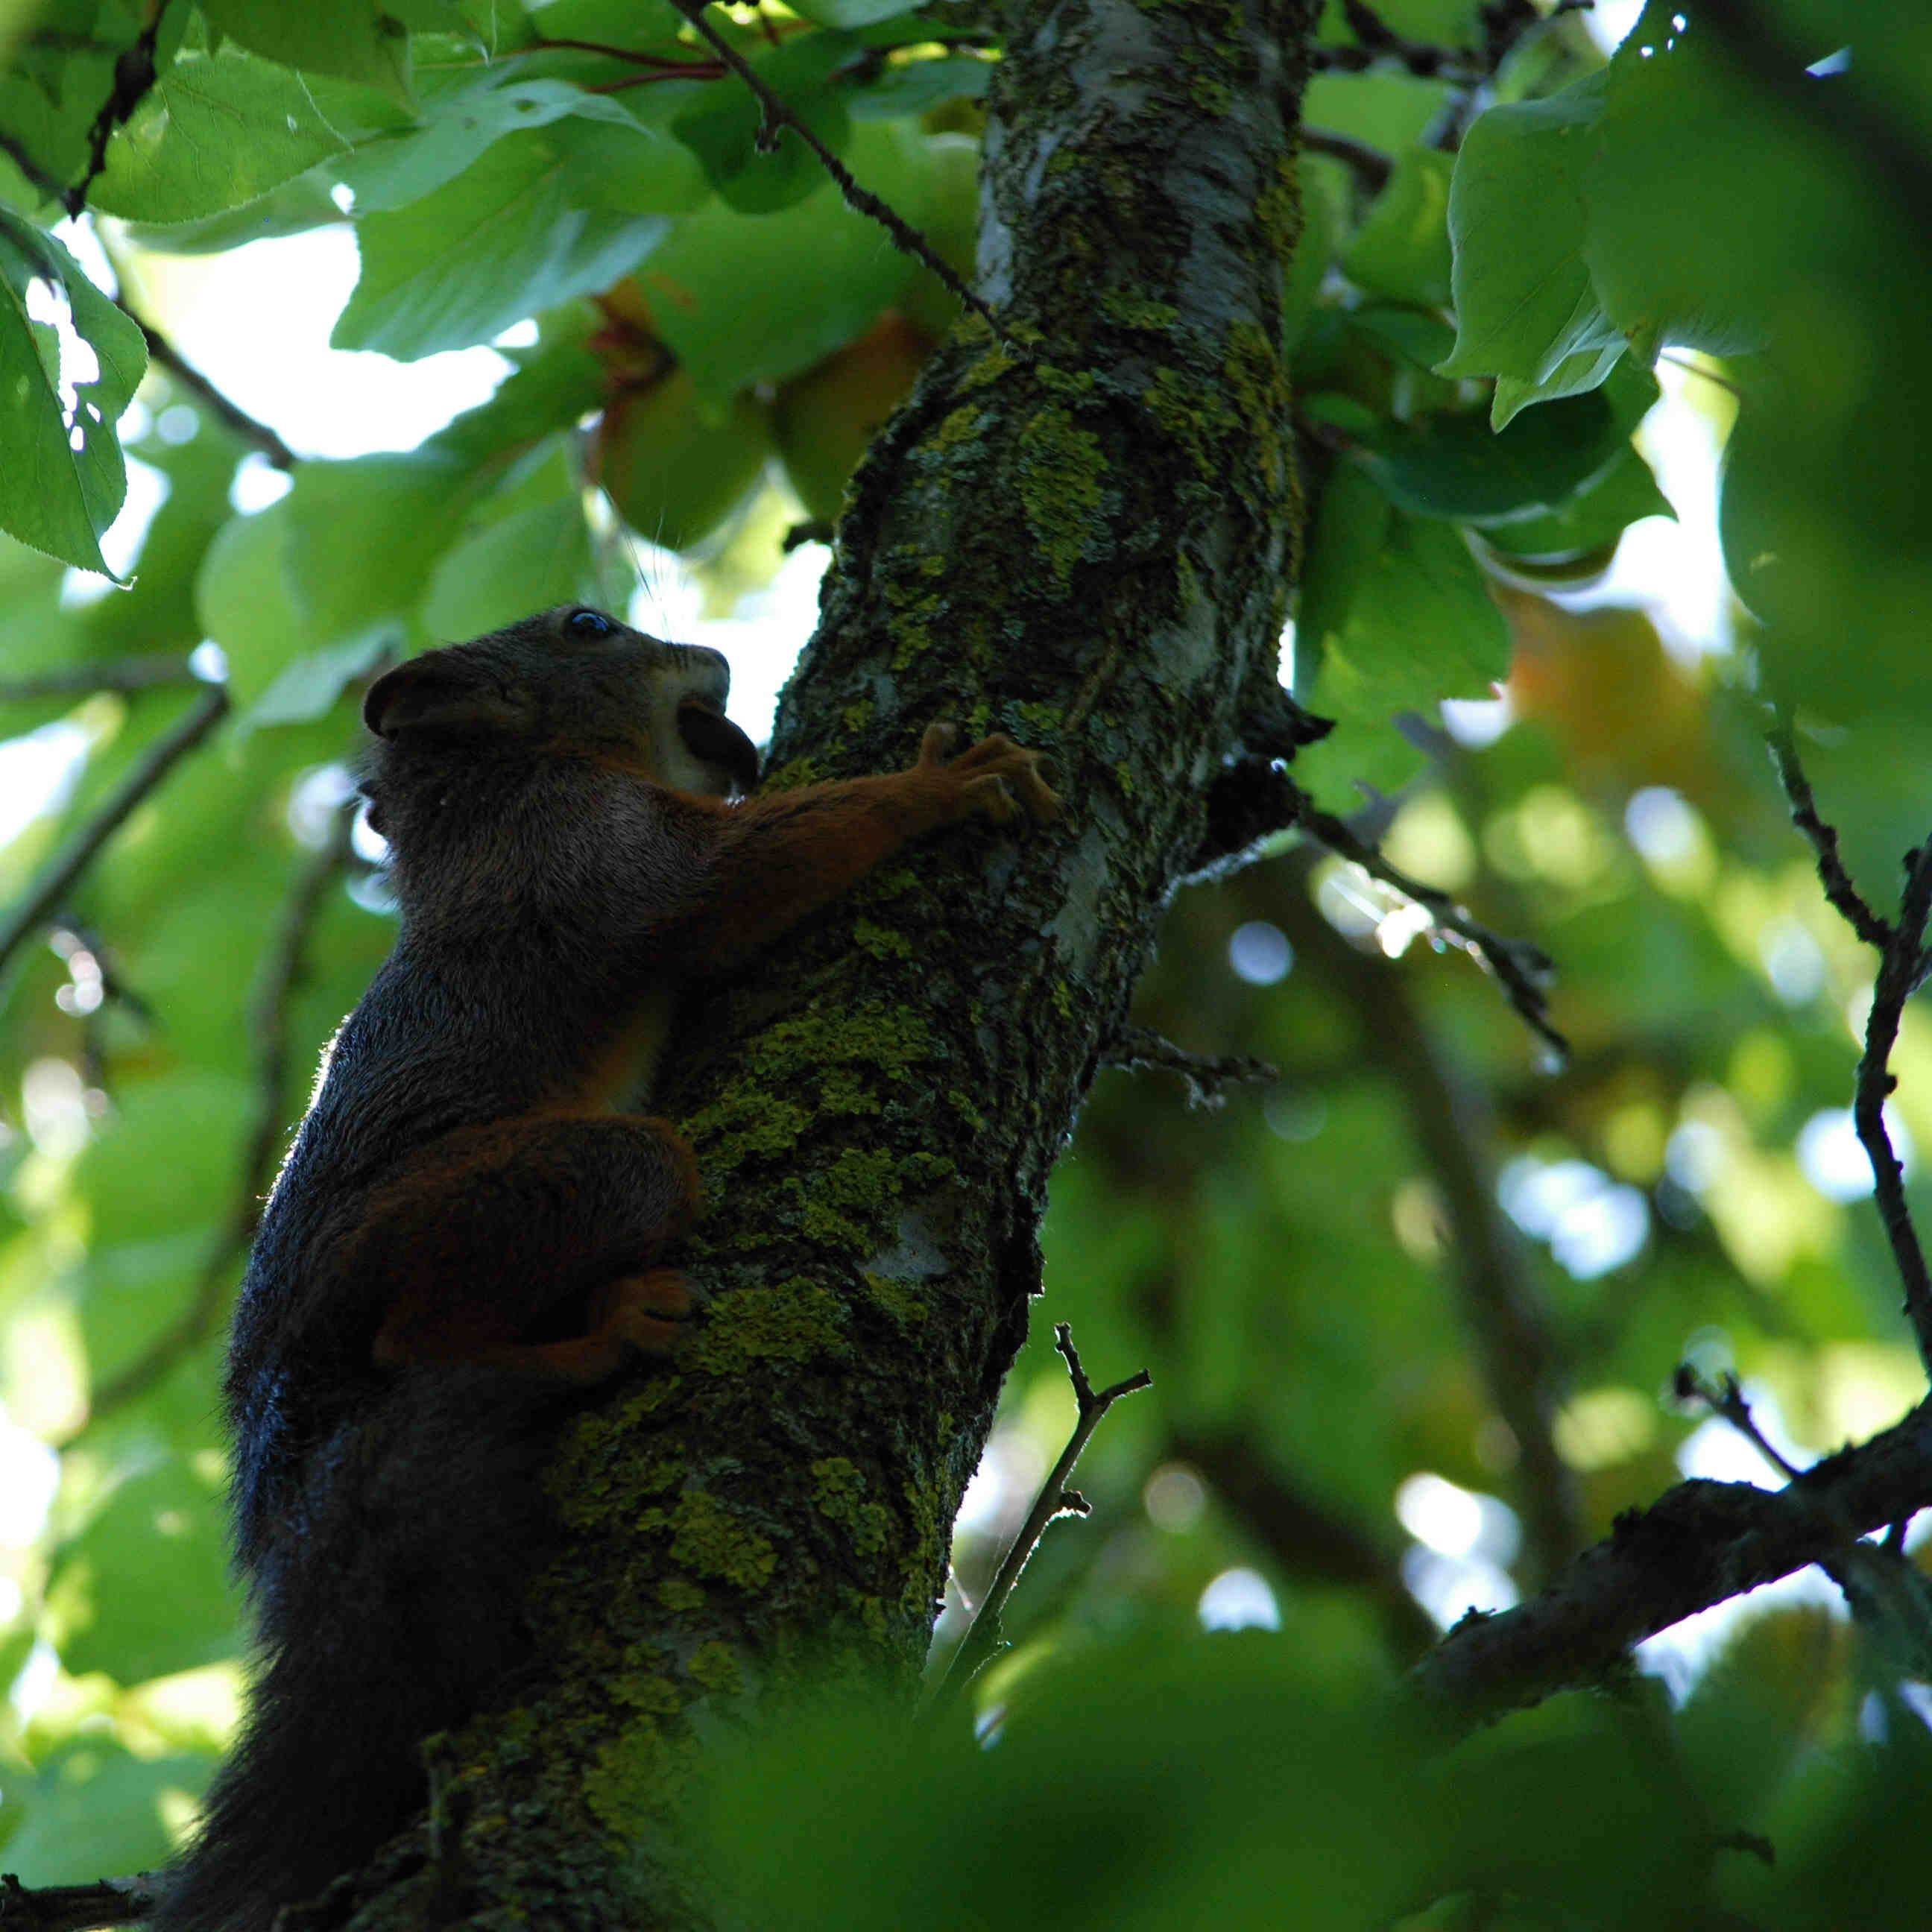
{"left": 361, "top": 607, "right": 762, "bottom": 811}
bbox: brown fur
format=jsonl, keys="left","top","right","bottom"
{"left": 156, "top": 604, "right": 1058, "bottom": 1932}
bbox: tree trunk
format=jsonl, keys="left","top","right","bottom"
{"left": 341, "top": 4, "right": 1323, "bottom": 1923}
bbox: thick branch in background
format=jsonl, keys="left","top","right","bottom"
{"left": 336, "top": 5, "right": 1325, "bottom": 1926}
{"left": 1415, "top": 1395, "right": 1932, "bottom": 1726}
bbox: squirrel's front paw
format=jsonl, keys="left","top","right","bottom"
{"left": 602, "top": 1268, "right": 691, "bottom": 1357}
{"left": 918, "top": 722, "right": 1061, "bottom": 826}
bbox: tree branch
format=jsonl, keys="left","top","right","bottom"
{"left": 1412, "top": 1393, "right": 1932, "bottom": 1725}
{"left": 0, "top": 654, "right": 200, "bottom": 701}
{"left": 1102, "top": 1023, "right": 1278, "bottom": 1108}
{"left": 0, "top": 1869, "right": 160, "bottom": 1932}
{"left": 1853, "top": 838, "right": 1932, "bottom": 1378}
{"left": 931, "top": 1323, "right": 1151, "bottom": 1711}
{"left": 1292, "top": 786, "right": 1570, "bottom": 1067}
{"left": 1765, "top": 716, "right": 1892, "bottom": 949}
{"left": 0, "top": 684, "right": 227, "bottom": 980}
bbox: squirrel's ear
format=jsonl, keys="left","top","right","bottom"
{"left": 364, "top": 660, "right": 523, "bottom": 739}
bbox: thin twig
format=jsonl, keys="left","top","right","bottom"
{"left": 1673, "top": 1366, "right": 1803, "bottom": 1479}
{"left": 1766, "top": 716, "right": 1892, "bottom": 949}
{"left": 1300, "top": 127, "right": 1394, "bottom": 192}
{"left": 0, "top": 684, "right": 227, "bottom": 979}
{"left": 666, "top": 0, "right": 1008, "bottom": 344}
{"left": 930, "top": 1323, "right": 1152, "bottom": 1711}
{"left": 1291, "top": 786, "right": 1569, "bottom": 1066}
{"left": 1854, "top": 839, "right": 1932, "bottom": 1378}
{"left": 114, "top": 292, "right": 300, "bottom": 468}
{"left": 0, "top": 654, "right": 200, "bottom": 701}
{"left": 78, "top": 798, "right": 359, "bottom": 1430}
{"left": 1103, "top": 1023, "right": 1278, "bottom": 1108}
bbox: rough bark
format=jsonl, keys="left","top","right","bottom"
{"left": 330, "top": 4, "right": 1325, "bottom": 1927}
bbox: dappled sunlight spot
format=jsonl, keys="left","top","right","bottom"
{"left": 230, "top": 452, "right": 294, "bottom": 514}
{"left": 1394, "top": 1473, "right": 1519, "bottom": 1568}
{"left": 1812, "top": 1343, "right": 1928, "bottom": 1448}
{"left": 1389, "top": 1176, "right": 1448, "bottom": 1264}
{"left": 1313, "top": 859, "right": 1380, "bottom": 941}
{"left": 1624, "top": 786, "right": 1717, "bottom": 896}
{"left": 7, "top": 1639, "right": 59, "bottom": 1725}
{"left": 0, "top": 1405, "right": 58, "bottom": 1547}
{"left": 1143, "top": 1463, "right": 1206, "bottom": 1534}
{"left": 1665, "top": 1089, "right": 1835, "bottom": 1284}
{"left": 1227, "top": 920, "right": 1292, "bottom": 985}
{"left": 22, "top": 1058, "right": 92, "bottom": 1159}
{"left": 1602, "top": 1099, "right": 1668, "bottom": 1184}
{"left": 1497, "top": 1154, "right": 1650, "bottom": 1278}
{"left": 1381, "top": 792, "right": 1476, "bottom": 894}
{"left": 1401, "top": 1548, "right": 1518, "bottom": 1630}
{"left": 1758, "top": 918, "right": 1827, "bottom": 1006}
{"left": 1439, "top": 693, "right": 1511, "bottom": 748}
{"left": 1796, "top": 1105, "right": 1910, "bottom": 1203}
{"left": 287, "top": 763, "right": 359, "bottom": 849}
{"left": 0, "top": 721, "right": 89, "bottom": 848}
{"left": 1727, "top": 1031, "right": 1793, "bottom": 1117}
{"left": 1196, "top": 1567, "right": 1280, "bottom": 1632}
{"left": 189, "top": 640, "right": 228, "bottom": 682}
{"left": 1483, "top": 786, "right": 1619, "bottom": 891}
{"left": 1553, "top": 1388, "right": 1658, "bottom": 1473}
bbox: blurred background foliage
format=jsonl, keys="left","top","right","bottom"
{"left": 1, "top": 0, "right": 1931, "bottom": 1925}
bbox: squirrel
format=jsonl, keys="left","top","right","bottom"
{"left": 154, "top": 604, "right": 1059, "bottom": 1932}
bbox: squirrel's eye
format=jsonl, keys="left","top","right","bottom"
{"left": 565, "top": 607, "right": 613, "bottom": 638}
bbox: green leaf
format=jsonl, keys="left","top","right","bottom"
{"left": 200, "top": 0, "right": 416, "bottom": 107}
{"left": 0, "top": 211, "right": 148, "bottom": 575}
{"left": 1342, "top": 145, "right": 1453, "bottom": 309}
{"left": 337, "top": 67, "right": 705, "bottom": 217}
{"left": 118, "top": 170, "right": 349, "bottom": 254}
{"left": 89, "top": 50, "right": 353, "bottom": 221}
{"left": 281, "top": 449, "right": 479, "bottom": 646}
{"left": 1438, "top": 73, "right": 1620, "bottom": 394}
{"left": 332, "top": 130, "right": 669, "bottom": 358}
{"left": 787, "top": 0, "right": 923, "bottom": 25}
{"left": 1361, "top": 371, "right": 1657, "bottom": 528}
{"left": 1475, "top": 441, "right": 1673, "bottom": 561}
{"left": 1283, "top": 157, "right": 1345, "bottom": 354}
{"left": 1, "top": 1740, "right": 206, "bottom": 1887}
{"left": 1294, "top": 460, "right": 1389, "bottom": 666}
{"left": 420, "top": 446, "right": 601, "bottom": 640}
{"left": 1340, "top": 510, "right": 1508, "bottom": 710}
{"left": 194, "top": 496, "right": 313, "bottom": 707}
{"left": 847, "top": 54, "right": 992, "bottom": 121}
{"left": 53, "top": 1458, "right": 237, "bottom": 1682}
{"left": 432, "top": 315, "right": 606, "bottom": 464}
{"left": 637, "top": 119, "right": 928, "bottom": 406}
{"left": 1582, "top": 28, "right": 1781, "bottom": 362}
{"left": 1301, "top": 72, "right": 1451, "bottom": 154}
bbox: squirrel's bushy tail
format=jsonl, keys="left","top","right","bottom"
{"left": 154, "top": 1372, "right": 564, "bottom": 1932}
